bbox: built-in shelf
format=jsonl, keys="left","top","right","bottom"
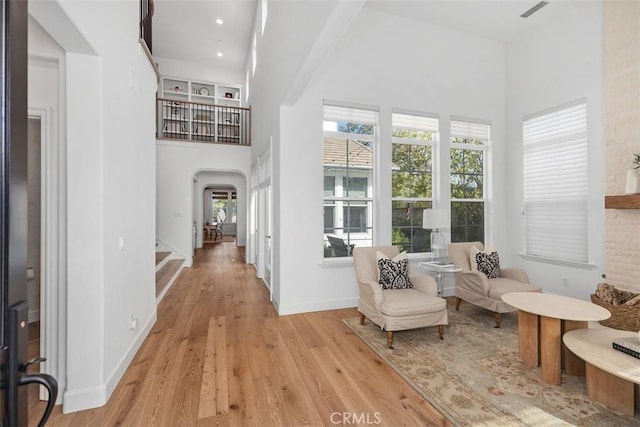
{"left": 604, "top": 194, "right": 640, "bottom": 209}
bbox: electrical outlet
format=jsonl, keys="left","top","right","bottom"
{"left": 130, "top": 314, "right": 138, "bottom": 330}
{"left": 562, "top": 278, "right": 569, "bottom": 287}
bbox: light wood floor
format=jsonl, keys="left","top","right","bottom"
{"left": 29, "top": 242, "right": 450, "bottom": 426}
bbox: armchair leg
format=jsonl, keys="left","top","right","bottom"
{"left": 359, "top": 313, "right": 365, "bottom": 325}
{"left": 438, "top": 325, "right": 444, "bottom": 340}
{"left": 386, "top": 331, "right": 393, "bottom": 349}
{"left": 455, "top": 297, "right": 462, "bottom": 311}
{"left": 494, "top": 312, "right": 502, "bottom": 328}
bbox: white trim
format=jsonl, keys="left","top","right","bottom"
{"left": 522, "top": 97, "right": 587, "bottom": 121}
{"left": 62, "top": 310, "right": 157, "bottom": 414}
{"left": 450, "top": 115, "right": 492, "bottom": 126}
{"left": 155, "top": 236, "right": 189, "bottom": 261}
{"left": 29, "top": 105, "right": 67, "bottom": 405}
{"left": 277, "top": 297, "right": 359, "bottom": 316}
{"left": 322, "top": 99, "right": 380, "bottom": 112}
{"left": 517, "top": 252, "right": 596, "bottom": 270}
{"left": 392, "top": 107, "right": 439, "bottom": 119}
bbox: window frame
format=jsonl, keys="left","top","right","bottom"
{"left": 449, "top": 118, "right": 490, "bottom": 244}
{"left": 322, "top": 103, "right": 378, "bottom": 258}
{"left": 390, "top": 111, "right": 438, "bottom": 254}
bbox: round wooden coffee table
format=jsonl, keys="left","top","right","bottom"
{"left": 502, "top": 292, "right": 611, "bottom": 385}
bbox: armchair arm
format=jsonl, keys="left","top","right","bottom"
{"left": 409, "top": 274, "right": 438, "bottom": 297}
{"left": 501, "top": 268, "right": 530, "bottom": 283}
{"left": 358, "top": 280, "right": 384, "bottom": 311}
{"left": 455, "top": 270, "right": 490, "bottom": 296}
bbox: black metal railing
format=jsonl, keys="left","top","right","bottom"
{"left": 157, "top": 98, "right": 251, "bottom": 146}
{"left": 140, "top": 0, "right": 154, "bottom": 53}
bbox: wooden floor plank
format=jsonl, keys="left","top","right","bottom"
{"left": 29, "top": 242, "right": 450, "bottom": 426}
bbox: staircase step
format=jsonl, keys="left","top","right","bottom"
{"left": 155, "top": 251, "right": 171, "bottom": 266}
{"left": 156, "top": 259, "right": 183, "bottom": 298}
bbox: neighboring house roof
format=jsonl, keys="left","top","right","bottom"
{"left": 323, "top": 137, "right": 373, "bottom": 169}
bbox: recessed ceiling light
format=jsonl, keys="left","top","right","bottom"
{"left": 217, "top": 52, "right": 223, "bottom": 57}
{"left": 216, "top": 18, "right": 223, "bottom": 25}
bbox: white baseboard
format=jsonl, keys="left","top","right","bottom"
{"left": 156, "top": 263, "right": 184, "bottom": 304}
{"left": 62, "top": 310, "right": 157, "bottom": 414}
{"left": 277, "top": 297, "right": 358, "bottom": 315}
{"left": 155, "top": 236, "right": 187, "bottom": 260}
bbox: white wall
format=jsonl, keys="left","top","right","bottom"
{"left": 275, "top": 8, "right": 506, "bottom": 314}
{"left": 156, "top": 140, "right": 251, "bottom": 265}
{"left": 155, "top": 56, "right": 243, "bottom": 89}
{"left": 505, "top": 1, "right": 604, "bottom": 300}
{"left": 31, "top": 0, "right": 158, "bottom": 413}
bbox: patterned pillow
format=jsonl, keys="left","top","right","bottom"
{"left": 475, "top": 251, "right": 501, "bottom": 279}
{"left": 377, "top": 255, "right": 412, "bottom": 290}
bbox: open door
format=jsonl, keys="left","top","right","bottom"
{"left": 0, "top": 0, "right": 57, "bottom": 425}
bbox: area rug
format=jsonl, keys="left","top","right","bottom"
{"left": 343, "top": 303, "right": 640, "bottom": 426}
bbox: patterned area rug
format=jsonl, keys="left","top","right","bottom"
{"left": 343, "top": 303, "right": 640, "bottom": 426}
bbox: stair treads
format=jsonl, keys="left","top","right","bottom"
{"left": 155, "top": 251, "right": 171, "bottom": 266}
{"left": 156, "top": 259, "right": 183, "bottom": 297}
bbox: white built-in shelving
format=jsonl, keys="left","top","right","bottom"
{"left": 158, "top": 77, "right": 245, "bottom": 144}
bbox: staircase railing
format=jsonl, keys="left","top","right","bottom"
{"left": 157, "top": 98, "right": 251, "bottom": 146}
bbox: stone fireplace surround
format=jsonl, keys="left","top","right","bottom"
{"left": 604, "top": 0, "right": 640, "bottom": 293}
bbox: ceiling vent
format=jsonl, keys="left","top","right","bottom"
{"left": 520, "top": 1, "right": 549, "bottom": 18}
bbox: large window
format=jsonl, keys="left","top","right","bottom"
{"left": 391, "top": 112, "right": 438, "bottom": 253}
{"left": 523, "top": 101, "right": 588, "bottom": 263}
{"left": 450, "top": 119, "right": 490, "bottom": 243}
{"left": 323, "top": 104, "right": 377, "bottom": 257}
{"left": 211, "top": 191, "right": 237, "bottom": 224}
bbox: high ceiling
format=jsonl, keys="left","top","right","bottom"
{"left": 151, "top": 0, "right": 585, "bottom": 74}
{"left": 152, "top": 0, "right": 258, "bottom": 72}
{"left": 364, "top": 0, "right": 577, "bottom": 42}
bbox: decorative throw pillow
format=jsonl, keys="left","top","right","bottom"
{"left": 377, "top": 251, "right": 412, "bottom": 290}
{"left": 475, "top": 251, "right": 501, "bottom": 279}
{"left": 470, "top": 245, "right": 496, "bottom": 271}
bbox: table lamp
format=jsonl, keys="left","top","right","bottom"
{"left": 423, "top": 208, "right": 449, "bottom": 259}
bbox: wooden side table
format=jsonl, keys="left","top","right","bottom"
{"left": 502, "top": 292, "right": 611, "bottom": 385}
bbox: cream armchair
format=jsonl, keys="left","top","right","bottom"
{"left": 353, "top": 246, "right": 449, "bottom": 348}
{"left": 447, "top": 242, "right": 542, "bottom": 328}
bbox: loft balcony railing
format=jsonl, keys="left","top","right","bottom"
{"left": 157, "top": 98, "right": 251, "bottom": 146}
{"left": 140, "top": 0, "right": 154, "bottom": 53}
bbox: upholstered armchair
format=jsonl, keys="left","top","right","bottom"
{"left": 447, "top": 242, "right": 542, "bottom": 327}
{"left": 353, "top": 246, "right": 449, "bottom": 348}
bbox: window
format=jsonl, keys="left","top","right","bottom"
{"left": 211, "top": 191, "right": 237, "bottom": 224}
{"left": 450, "top": 119, "right": 490, "bottom": 243}
{"left": 391, "top": 112, "right": 438, "bottom": 253}
{"left": 323, "top": 103, "right": 377, "bottom": 257}
{"left": 523, "top": 101, "right": 588, "bottom": 263}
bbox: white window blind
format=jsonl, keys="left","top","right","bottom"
{"left": 323, "top": 104, "right": 378, "bottom": 125}
{"left": 451, "top": 118, "right": 490, "bottom": 141}
{"left": 523, "top": 101, "right": 588, "bottom": 263}
{"left": 392, "top": 112, "right": 438, "bottom": 132}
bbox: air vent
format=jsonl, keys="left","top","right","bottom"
{"left": 520, "top": 1, "right": 549, "bottom": 18}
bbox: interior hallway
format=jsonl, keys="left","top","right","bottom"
{"left": 29, "top": 243, "right": 449, "bottom": 426}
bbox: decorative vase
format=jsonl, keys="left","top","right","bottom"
{"left": 625, "top": 169, "right": 640, "bottom": 194}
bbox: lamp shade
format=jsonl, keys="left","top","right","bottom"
{"left": 422, "top": 209, "right": 449, "bottom": 230}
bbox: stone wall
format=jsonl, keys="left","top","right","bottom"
{"left": 605, "top": 0, "right": 640, "bottom": 291}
